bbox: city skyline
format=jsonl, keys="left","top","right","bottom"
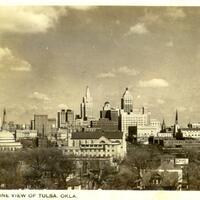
{"left": 0, "top": 6, "right": 200, "bottom": 124}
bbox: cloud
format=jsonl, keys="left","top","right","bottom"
{"left": 0, "top": 7, "right": 67, "bottom": 34}
{"left": 177, "top": 106, "right": 187, "bottom": 112}
{"left": 116, "top": 66, "right": 139, "bottom": 76}
{"left": 137, "top": 95, "right": 141, "bottom": 99}
{"left": 140, "top": 10, "right": 160, "bottom": 25}
{"left": 69, "top": 6, "right": 96, "bottom": 11}
{"left": 97, "top": 66, "right": 139, "bottom": 79}
{"left": 0, "top": 47, "right": 32, "bottom": 71}
{"left": 139, "top": 79, "right": 169, "bottom": 88}
{"left": 115, "top": 20, "right": 120, "bottom": 25}
{"left": 165, "top": 8, "right": 186, "bottom": 19}
{"left": 157, "top": 99, "right": 165, "bottom": 104}
{"left": 58, "top": 104, "right": 68, "bottom": 109}
{"left": 10, "top": 63, "right": 32, "bottom": 72}
{"left": 29, "top": 92, "right": 50, "bottom": 101}
{"left": 97, "top": 72, "right": 115, "bottom": 78}
{"left": 166, "top": 40, "right": 174, "bottom": 47}
{"left": 125, "top": 23, "right": 148, "bottom": 36}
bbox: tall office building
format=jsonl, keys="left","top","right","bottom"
{"left": 120, "top": 109, "right": 151, "bottom": 137}
{"left": 58, "top": 109, "right": 67, "bottom": 128}
{"left": 34, "top": 115, "right": 48, "bottom": 137}
{"left": 58, "top": 109, "right": 74, "bottom": 128}
{"left": 80, "top": 86, "right": 93, "bottom": 121}
{"left": 121, "top": 88, "right": 133, "bottom": 113}
{"left": 66, "top": 109, "right": 74, "bottom": 125}
{"left": 100, "top": 102, "right": 119, "bottom": 122}
{"left": 33, "top": 115, "right": 56, "bottom": 137}
{"left": 92, "top": 102, "right": 119, "bottom": 131}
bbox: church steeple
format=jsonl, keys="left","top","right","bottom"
{"left": 175, "top": 109, "right": 178, "bottom": 124}
{"left": 161, "top": 119, "right": 166, "bottom": 132}
{"left": 174, "top": 110, "right": 180, "bottom": 136}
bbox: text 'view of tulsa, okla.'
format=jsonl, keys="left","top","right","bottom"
{"left": 1, "top": 6, "right": 200, "bottom": 191}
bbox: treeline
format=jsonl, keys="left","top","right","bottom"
{"left": 0, "top": 148, "right": 74, "bottom": 189}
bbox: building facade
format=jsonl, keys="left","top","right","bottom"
{"left": 58, "top": 109, "right": 74, "bottom": 128}
{"left": 92, "top": 102, "right": 119, "bottom": 131}
{"left": 15, "top": 130, "right": 38, "bottom": 140}
{"left": 0, "top": 130, "right": 22, "bottom": 151}
{"left": 61, "top": 131, "right": 126, "bottom": 160}
{"left": 120, "top": 109, "right": 151, "bottom": 137}
{"left": 33, "top": 115, "right": 56, "bottom": 137}
{"left": 181, "top": 128, "right": 200, "bottom": 139}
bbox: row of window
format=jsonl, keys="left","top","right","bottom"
{"left": 65, "top": 149, "right": 115, "bottom": 153}
{"left": 183, "top": 133, "right": 200, "bottom": 137}
{"left": 0, "top": 147, "right": 18, "bottom": 151}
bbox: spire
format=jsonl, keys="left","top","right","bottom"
{"left": 2, "top": 108, "right": 7, "bottom": 130}
{"left": 175, "top": 110, "right": 178, "bottom": 124}
{"left": 42, "top": 124, "right": 45, "bottom": 138}
{"left": 161, "top": 118, "right": 166, "bottom": 132}
{"left": 162, "top": 119, "right": 166, "bottom": 127}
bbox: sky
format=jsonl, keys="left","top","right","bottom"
{"left": 0, "top": 6, "right": 200, "bottom": 126}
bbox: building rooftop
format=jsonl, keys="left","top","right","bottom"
{"left": 181, "top": 128, "right": 200, "bottom": 131}
{"left": 71, "top": 131, "right": 123, "bottom": 140}
{"left": 122, "top": 88, "right": 133, "bottom": 100}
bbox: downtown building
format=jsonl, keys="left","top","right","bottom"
{"left": 57, "top": 109, "right": 74, "bottom": 128}
{"left": 60, "top": 131, "right": 126, "bottom": 161}
{"left": 120, "top": 88, "right": 161, "bottom": 141}
{"left": 91, "top": 102, "right": 119, "bottom": 132}
{"left": 31, "top": 115, "right": 56, "bottom": 138}
{"left": 80, "top": 86, "right": 94, "bottom": 121}
{"left": 0, "top": 109, "right": 22, "bottom": 151}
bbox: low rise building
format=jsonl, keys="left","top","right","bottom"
{"left": 61, "top": 131, "right": 126, "bottom": 160}
{"left": 0, "top": 130, "right": 22, "bottom": 151}
{"left": 15, "top": 129, "right": 38, "bottom": 140}
{"left": 181, "top": 128, "right": 200, "bottom": 139}
{"left": 127, "top": 125, "right": 160, "bottom": 144}
{"left": 140, "top": 155, "right": 184, "bottom": 190}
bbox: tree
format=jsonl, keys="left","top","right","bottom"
{"left": 20, "top": 148, "right": 74, "bottom": 189}
{"left": 161, "top": 171, "right": 179, "bottom": 190}
{"left": 0, "top": 152, "right": 20, "bottom": 188}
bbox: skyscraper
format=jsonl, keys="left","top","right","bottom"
{"left": 34, "top": 115, "right": 48, "bottom": 137}
{"left": 66, "top": 109, "right": 74, "bottom": 125}
{"left": 80, "top": 86, "right": 93, "bottom": 121}
{"left": 91, "top": 102, "right": 119, "bottom": 131}
{"left": 57, "top": 109, "right": 67, "bottom": 128}
{"left": 120, "top": 109, "right": 151, "bottom": 137}
{"left": 100, "top": 102, "right": 119, "bottom": 122}
{"left": 121, "top": 88, "right": 133, "bottom": 113}
{"left": 33, "top": 115, "right": 56, "bottom": 137}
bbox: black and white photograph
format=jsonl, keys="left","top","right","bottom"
{"left": 0, "top": 4, "right": 200, "bottom": 193}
